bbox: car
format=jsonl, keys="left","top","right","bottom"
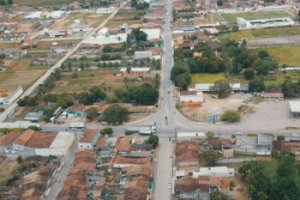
{"left": 168, "top": 183, "right": 172, "bottom": 189}
{"left": 167, "top": 90, "right": 170, "bottom": 94}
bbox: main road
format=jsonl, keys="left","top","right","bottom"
{"left": 0, "top": 2, "right": 128, "bottom": 122}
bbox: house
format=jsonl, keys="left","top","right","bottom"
{"left": 12, "top": 130, "right": 57, "bottom": 154}
{"left": 113, "top": 156, "right": 151, "bottom": 168}
{"left": 0, "top": 85, "right": 23, "bottom": 105}
{"left": 78, "top": 129, "right": 99, "bottom": 150}
{"left": 188, "top": 84, "right": 214, "bottom": 92}
{"left": 179, "top": 91, "right": 204, "bottom": 105}
{"left": 24, "top": 112, "right": 42, "bottom": 122}
{"left": 114, "top": 137, "right": 132, "bottom": 153}
{"left": 289, "top": 101, "right": 300, "bottom": 117}
{"left": 273, "top": 140, "right": 300, "bottom": 159}
{"left": 205, "top": 138, "right": 235, "bottom": 158}
{"left": 148, "top": 47, "right": 161, "bottom": 60}
{"left": 192, "top": 166, "right": 234, "bottom": 178}
{"left": 0, "top": 132, "right": 19, "bottom": 152}
{"left": 62, "top": 104, "right": 86, "bottom": 118}
{"left": 262, "top": 92, "right": 284, "bottom": 101}
{"left": 176, "top": 151, "right": 200, "bottom": 167}
{"left": 134, "top": 51, "right": 153, "bottom": 60}
{"left": 176, "top": 132, "right": 206, "bottom": 142}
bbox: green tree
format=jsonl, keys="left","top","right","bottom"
{"left": 203, "top": 150, "right": 222, "bottom": 166}
{"left": 243, "top": 68, "right": 255, "bottom": 80}
{"left": 17, "top": 156, "right": 23, "bottom": 164}
{"left": 146, "top": 135, "right": 159, "bottom": 148}
{"left": 281, "top": 79, "right": 299, "bottom": 98}
{"left": 100, "top": 127, "right": 113, "bottom": 136}
{"left": 86, "top": 107, "right": 98, "bottom": 121}
{"left": 102, "top": 45, "right": 113, "bottom": 53}
{"left": 174, "top": 72, "right": 191, "bottom": 90}
{"left": 102, "top": 105, "right": 129, "bottom": 125}
{"left": 206, "top": 131, "right": 215, "bottom": 139}
{"left": 221, "top": 110, "right": 240, "bottom": 122}
{"left": 249, "top": 78, "right": 265, "bottom": 93}
{"left": 126, "top": 28, "right": 147, "bottom": 43}
{"left": 210, "top": 191, "right": 228, "bottom": 200}
{"left": 277, "top": 135, "right": 285, "bottom": 141}
{"left": 212, "top": 79, "right": 231, "bottom": 98}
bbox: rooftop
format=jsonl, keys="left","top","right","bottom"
{"left": 114, "top": 137, "right": 132, "bottom": 152}
{"left": 0, "top": 132, "right": 19, "bottom": 145}
{"left": 14, "top": 130, "right": 57, "bottom": 148}
{"left": 289, "top": 101, "right": 300, "bottom": 113}
{"left": 79, "top": 129, "right": 97, "bottom": 143}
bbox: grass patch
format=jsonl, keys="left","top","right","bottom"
{"left": 221, "top": 10, "right": 291, "bottom": 23}
{"left": 14, "top": 0, "right": 76, "bottom": 6}
{"left": 219, "top": 26, "right": 300, "bottom": 41}
{"left": 191, "top": 73, "right": 227, "bottom": 84}
{"left": 234, "top": 153, "right": 257, "bottom": 158}
{"left": 262, "top": 45, "right": 300, "bottom": 66}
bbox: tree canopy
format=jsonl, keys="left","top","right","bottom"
{"left": 102, "top": 105, "right": 129, "bottom": 125}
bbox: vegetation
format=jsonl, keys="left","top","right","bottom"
{"left": 206, "top": 131, "right": 215, "bottom": 139}
{"left": 100, "top": 127, "right": 113, "bottom": 136}
{"left": 277, "top": 135, "right": 285, "bottom": 141}
{"left": 102, "top": 105, "right": 129, "bottom": 125}
{"left": 86, "top": 107, "right": 98, "bottom": 121}
{"left": 130, "top": 0, "right": 149, "bottom": 10}
{"left": 221, "top": 110, "right": 240, "bottom": 123}
{"left": 191, "top": 73, "right": 226, "bottom": 84}
{"left": 203, "top": 150, "right": 222, "bottom": 166}
{"left": 146, "top": 135, "right": 159, "bottom": 148}
{"left": 239, "top": 154, "right": 300, "bottom": 200}
{"left": 212, "top": 79, "right": 231, "bottom": 98}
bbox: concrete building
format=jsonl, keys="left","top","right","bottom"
{"left": 188, "top": 84, "right": 214, "bottom": 92}
{"left": 192, "top": 166, "right": 234, "bottom": 178}
{"left": 179, "top": 91, "right": 204, "bottom": 104}
{"left": 289, "top": 101, "right": 300, "bottom": 117}
{"left": 237, "top": 17, "right": 294, "bottom": 29}
{"left": 262, "top": 92, "right": 284, "bottom": 101}
{"left": 120, "top": 67, "right": 150, "bottom": 74}
{"left": 0, "top": 85, "right": 23, "bottom": 105}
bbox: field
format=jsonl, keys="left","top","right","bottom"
{"left": 219, "top": 26, "right": 300, "bottom": 41}
{"left": 0, "top": 70, "right": 45, "bottom": 88}
{"left": 264, "top": 70, "right": 300, "bottom": 88}
{"left": 261, "top": 45, "right": 300, "bottom": 66}
{"left": 106, "top": 10, "right": 145, "bottom": 28}
{"left": 191, "top": 73, "right": 227, "bottom": 84}
{"left": 51, "top": 69, "right": 156, "bottom": 95}
{"left": 14, "top": 0, "right": 76, "bottom": 6}
{"left": 221, "top": 10, "right": 291, "bottom": 23}
{"left": 53, "top": 12, "right": 110, "bottom": 29}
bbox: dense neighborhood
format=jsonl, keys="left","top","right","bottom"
{"left": 0, "top": 0, "right": 300, "bottom": 199}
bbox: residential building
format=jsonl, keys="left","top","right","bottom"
{"left": 237, "top": 17, "right": 294, "bottom": 29}
{"left": 192, "top": 166, "right": 234, "bottom": 178}
{"left": 78, "top": 129, "right": 99, "bottom": 150}
{"left": 262, "top": 92, "right": 284, "bottom": 101}
{"left": 289, "top": 101, "right": 300, "bottom": 117}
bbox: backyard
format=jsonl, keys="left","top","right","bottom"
{"left": 221, "top": 10, "right": 292, "bottom": 23}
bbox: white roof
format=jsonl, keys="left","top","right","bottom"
{"left": 140, "top": 28, "right": 161, "bottom": 40}
{"left": 192, "top": 84, "right": 214, "bottom": 91}
{"left": 83, "top": 33, "right": 127, "bottom": 45}
{"left": 120, "top": 67, "right": 150, "bottom": 72}
{"left": 177, "top": 132, "right": 205, "bottom": 138}
{"left": 192, "top": 166, "right": 234, "bottom": 178}
{"left": 98, "top": 27, "right": 109, "bottom": 35}
{"left": 289, "top": 101, "right": 300, "bottom": 113}
{"left": 50, "top": 131, "right": 75, "bottom": 149}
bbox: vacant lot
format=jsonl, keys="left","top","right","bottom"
{"left": 0, "top": 70, "right": 45, "bottom": 89}
{"left": 0, "top": 159, "right": 18, "bottom": 182}
{"left": 53, "top": 12, "right": 110, "bottom": 29}
{"left": 264, "top": 70, "right": 300, "bottom": 89}
{"left": 219, "top": 26, "right": 300, "bottom": 41}
{"left": 180, "top": 93, "right": 249, "bottom": 121}
{"left": 191, "top": 73, "right": 227, "bottom": 84}
{"left": 106, "top": 10, "right": 144, "bottom": 28}
{"left": 262, "top": 45, "right": 300, "bottom": 66}
{"left": 14, "top": 0, "right": 75, "bottom": 6}
{"left": 51, "top": 69, "right": 156, "bottom": 95}
{"left": 221, "top": 10, "right": 291, "bottom": 23}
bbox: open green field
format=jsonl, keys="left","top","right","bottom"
{"left": 0, "top": 70, "right": 45, "bottom": 88}
{"left": 14, "top": 0, "right": 76, "bottom": 6}
{"left": 51, "top": 69, "right": 156, "bottom": 95}
{"left": 115, "top": 10, "right": 145, "bottom": 19}
{"left": 262, "top": 45, "right": 300, "bottom": 66}
{"left": 265, "top": 70, "right": 300, "bottom": 87}
{"left": 219, "top": 26, "right": 300, "bottom": 41}
{"left": 221, "top": 10, "right": 291, "bottom": 23}
{"left": 106, "top": 20, "right": 143, "bottom": 28}
{"left": 191, "top": 73, "right": 227, "bottom": 83}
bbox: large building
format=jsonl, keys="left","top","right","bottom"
{"left": 237, "top": 17, "right": 294, "bottom": 29}
{"left": 289, "top": 101, "right": 300, "bottom": 117}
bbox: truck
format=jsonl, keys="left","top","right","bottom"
{"left": 127, "top": 124, "right": 157, "bottom": 135}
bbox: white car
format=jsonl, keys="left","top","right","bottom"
{"left": 168, "top": 183, "right": 172, "bottom": 189}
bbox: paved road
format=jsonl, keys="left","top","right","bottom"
{"left": 0, "top": 2, "right": 127, "bottom": 122}
{"left": 44, "top": 131, "right": 81, "bottom": 200}
{"left": 154, "top": 137, "right": 174, "bottom": 200}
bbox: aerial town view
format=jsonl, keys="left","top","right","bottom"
{"left": 0, "top": 0, "right": 300, "bottom": 199}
